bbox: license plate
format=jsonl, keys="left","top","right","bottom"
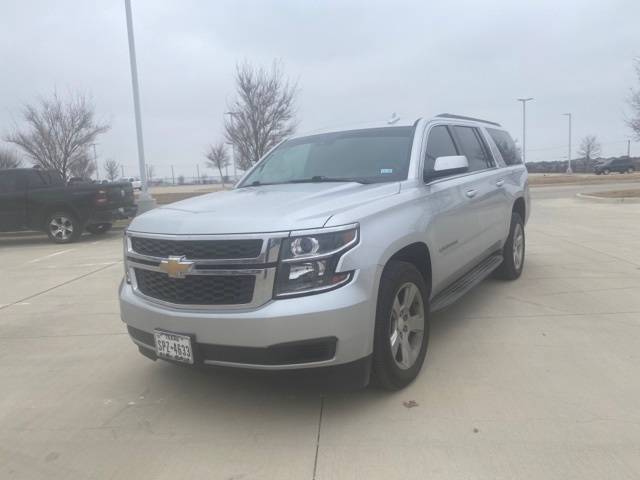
{"left": 154, "top": 330, "right": 194, "bottom": 364}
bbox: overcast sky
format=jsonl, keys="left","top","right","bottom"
{"left": 1, "top": 0, "right": 639, "bottom": 179}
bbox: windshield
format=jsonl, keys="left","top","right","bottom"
{"left": 239, "top": 126, "right": 415, "bottom": 186}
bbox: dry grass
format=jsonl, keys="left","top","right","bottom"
{"left": 528, "top": 172, "right": 640, "bottom": 186}
{"left": 587, "top": 189, "right": 640, "bottom": 198}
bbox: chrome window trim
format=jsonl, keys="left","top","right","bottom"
{"left": 419, "top": 121, "right": 501, "bottom": 185}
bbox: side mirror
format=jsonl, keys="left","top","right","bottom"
{"left": 425, "top": 155, "right": 469, "bottom": 181}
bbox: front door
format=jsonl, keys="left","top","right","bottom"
{"left": 0, "top": 172, "right": 26, "bottom": 232}
{"left": 420, "top": 124, "right": 487, "bottom": 295}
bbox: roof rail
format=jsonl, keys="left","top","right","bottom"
{"left": 435, "top": 113, "right": 501, "bottom": 127}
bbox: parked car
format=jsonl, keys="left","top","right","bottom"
{"left": 120, "top": 114, "right": 530, "bottom": 389}
{"left": 119, "top": 177, "right": 142, "bottom": 190}
{"left": 0, "top": 168, "right": 137, "bottom": 243}
{"left": 594, "top": 158, "right": 635, "bottom": 175}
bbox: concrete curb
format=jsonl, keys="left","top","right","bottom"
{"left": 576, "top": 193, "right": 640, "bottom": 204}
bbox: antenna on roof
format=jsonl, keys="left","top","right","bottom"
{"left": 387, "top": 112, "right": 400, "bottom": 125}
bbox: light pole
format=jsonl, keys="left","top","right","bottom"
{"left": 91, "top": 143, "right": 100, "bottom": 180}
{"left": 224, "top": 112, "right": 240, "bottom": 182}
{"left": 562, "top": 113, "right": 572, "bottom": 174}
{"left": 124, "top": 0, "right": 155, "bottom": 212}
{"left": 516, "top": 98, "right": 533, "bottom": 163}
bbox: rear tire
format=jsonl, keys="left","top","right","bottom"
{"left": 372, "top": 261, "right": 429, "bottom": 390}
{"left": 86, "top": 223, "right": 112, "bottom": 235}
{"left": 45, "top": 211, "right": 82, "bottom": 244}
{"left": 495, "top": 212, "right": 525, "bottom": 280}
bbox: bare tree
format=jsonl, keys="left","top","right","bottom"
{"left": 205, "top": 143, "right": 230, "bottom": 187}
{"left": 224, "top": 61, "right": 297, "bottom": 169}
{"left": 68, "top": 152, "right": 96, "bottom": 179}
{"left": 0, "top": 147, "right": 22, "bottom": 169}
{"left": 104, "top": 158, "right": 120, "bottom": 182}
{"left": 578, "top": 135, "right": 602, "bottom": 161}
{"left": 627, "top": 58, "right": 640, "bottom": 140}
{"left": 5, "top": 92, "right": 109, "bottom": 180}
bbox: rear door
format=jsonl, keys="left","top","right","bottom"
{"left": 449, "top": 125, "right": 505, "bottom": 262}
{"left": 0, "top": 171, "right": 27, "bottom": 231}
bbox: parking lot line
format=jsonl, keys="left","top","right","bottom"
{"left": 27, "top": 248, "right": 76, "bottom": 264}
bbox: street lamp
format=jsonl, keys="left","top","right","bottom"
{"left": 516, "top": 98, "right": 534, "bottom": 163}
{"left": 562, "top": 113, "right": 572, "bottom": 174}
{"left": 91, "top": 143, "right": 99, "bottom": 180}
{"left": 224, "top": 112, "right": 239, "bottom": 182}
{"left": 124, "top": 0, "right": 155, "bottom": 212}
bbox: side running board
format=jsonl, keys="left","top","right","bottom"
{"left": 430, "top": 254, "right": 503, "bottom": 313}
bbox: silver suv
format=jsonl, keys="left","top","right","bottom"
{"left": 119, "top": 113, "right": 530, "bottom": 389}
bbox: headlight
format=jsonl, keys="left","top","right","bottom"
{"left": 274, "top": 224, "right": 359, "bottom": 297}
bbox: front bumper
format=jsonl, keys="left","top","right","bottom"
{"left": 119, "top": 265, "right": 379, "bottom": 370}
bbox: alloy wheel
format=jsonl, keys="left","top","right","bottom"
{"left": 389, "top": 282, "right": 425, "bottom": 370}
{"left": 49, "top": 216, "right": 74, "bottom": 241}
{"left": 513, "top": 223, "right": 524, "bottom": 270}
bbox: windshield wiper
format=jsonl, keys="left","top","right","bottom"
{"left": 287, "top": 176, "right": 372, "bottom": 184}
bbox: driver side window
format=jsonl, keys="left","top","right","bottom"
{"left": 424, "top": 125, "right": 458, "bottom": 178}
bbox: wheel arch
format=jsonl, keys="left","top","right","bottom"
{"left": 38, "top": 203, "right": 81, "bottom": 230}
{"left": 383, "top": 241, "right": 432, "bottom": 299}
{"left": 513, "top": 196, "right": 526, "bottom": 223}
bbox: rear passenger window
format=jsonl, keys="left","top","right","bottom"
{"left": 424, "top": 125, "right": 458, "bottom": 175}
{"left": 487, "top": 128, "right": 522, "bottom": 166}
{"left": 27, "top": 171, "right": 47, "bottom": 188}
{"left": 452, "top": 126, "right": 491, "bottom": 172}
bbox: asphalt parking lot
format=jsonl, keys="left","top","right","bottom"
{"left": 1, "top": 186, "right": 640, "bottom": 480}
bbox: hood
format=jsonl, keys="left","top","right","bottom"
{"left": 129, "top": 182, "right": 400, "bottom": 234}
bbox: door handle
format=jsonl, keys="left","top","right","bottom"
{"left": 496, "top": 178, "right": 505, "bottom": 187}
{"left": 465, "top": 189, "right": 478, "bottom": 198}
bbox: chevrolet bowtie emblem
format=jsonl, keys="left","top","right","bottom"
{"left": 159, "top": 256, "right": 194, "bottom": 279}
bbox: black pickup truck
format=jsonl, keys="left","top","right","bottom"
{"left": 0, "top": 168, "right": 137, "bottom": 243}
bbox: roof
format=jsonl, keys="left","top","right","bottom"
{"left": 292, "top": 113, "right": 502, "bottom": 139}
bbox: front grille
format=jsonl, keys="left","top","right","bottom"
{"left": 130, "top": 237, "right": 263, "bottom": 260}
{"left": 134, "top": 268, "right": 255, "bottom": 305}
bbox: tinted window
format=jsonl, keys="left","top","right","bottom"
{"left": 452, "top": 126, "right": 491, "bottom": 172}
{"left": 487, "top": 128, "right": 522, "bottom": 166}
{"left": 0, "top": 172, "right": 20, "bottom": 193}
{"left": 27, "top": 170, "right": 63, "bottom": 188}
{"left": 241, "top": 127, "right": 415, "bottom": 185}
{"left": 424, "top": 126, "right": 458, "bottom": 175}
{"left": 27, "top": 171, "right": 47, "bottom": 188}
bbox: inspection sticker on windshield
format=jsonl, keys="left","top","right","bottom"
{"left": 380, "top": 168, "right": 393, "bottom": 174}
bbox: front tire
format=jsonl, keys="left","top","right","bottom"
{"left": 372, "top": 261, "right": 429, "bottom": 390}
{"left": 603, "top": 169, "right": 610, "bottom": 175}
{"left": 45, "top": 211, "right": 82, "bottom": 244}
{"left": 495, "top": 212, "right": 525, "bottom": 280}
{"left": 628, "top": 167, "right": 635, "bottom": 174}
